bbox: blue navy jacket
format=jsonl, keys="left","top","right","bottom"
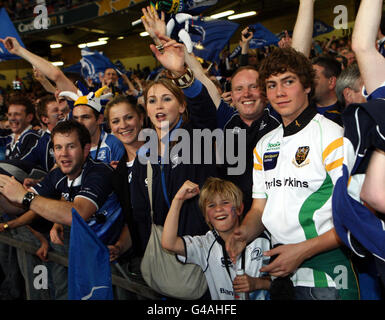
{"left": 21, "top": 130, "right": 54, "bottom": 172}
{"left": 130, "top": 80, "right": 218, "bottom": 256}
{"left": 0, "top": 126, "right": 41, "bottom": 160}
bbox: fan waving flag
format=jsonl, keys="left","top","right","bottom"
{"left": 80, "top": 48, "right": 115, "bottom": 84}
{"left": 68, "top": 208, "right": 113, "bottom": 300}
{"left": 189, "top": 18, "right": 239, "bottom": 64}
{"left": 0, "top": 8, "right": 25, "bottom": 62}
{"left": 248, "top": 23, "right": 279, "bottom": 49}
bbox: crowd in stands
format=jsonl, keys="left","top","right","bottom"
{"left": 0, "top": 0, "right": 384, "bottom": 301}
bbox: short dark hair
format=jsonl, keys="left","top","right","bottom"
{"left": 51, "top": 119, "right": 91, "bottom": 149}
{"left": 73, "top": 104, "right": 100, "bottom": 119}
{"left": 335, "top": 55, "right": 348, "bottom": 69}
{"left": 312, "top": 55, "right": 342, "bottom": 79}
{"left": 37, "top": 94, "right": 56, "bottom": 122}
{"left": 7, "top": 95, "right": 35, "bottom": 116}
{"left": 258, "top": 47, "right": 315, "bottom": 98}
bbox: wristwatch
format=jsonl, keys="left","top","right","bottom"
{"left": 22, "top": 192, "right": 36, "bottom": 210}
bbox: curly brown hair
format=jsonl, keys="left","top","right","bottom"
{"left": 258, "top": 47, "right": 315, "bottom": 99}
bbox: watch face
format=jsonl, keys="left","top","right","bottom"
{"left": 23, "top": 192, "right": 35, "bottom": 209}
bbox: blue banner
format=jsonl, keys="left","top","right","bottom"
{"left": 63, "top": 62, "right": 82, "bottom": 74}
{"left": 80, "top": 48, "right": 115, "bottom": 84}
{"left": 248, "top": 23, "right": 279, "bottom": 49}
{"left": 68, "top": 208, "right": 113, "bottom": 300}
{"left": 189, "top": 18, "right": 239, "bottom": 63}
{"left": 0, "top": 8, "right": 25, "bottom": 62}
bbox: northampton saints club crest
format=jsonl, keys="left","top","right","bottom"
{"left": 292, "top": 146, "right": 310, "bottom": 167}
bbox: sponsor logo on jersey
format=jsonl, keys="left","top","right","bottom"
{"left": 293, "top": 146, "right": 310, "bottom": 167}
{"left": 266, "top": 141, "right": 281, "bottom": 152}
{"left": 49, "top": 147, "right": 54, "bottom": 157}
{"left": 263, "top": 152, "right": 279, "bottom": 171}
{"left": 220, "top": 288, "right": 234, "bottom": 296}
{"left": 265, "top": 177, "right": 309, "bottom": 189}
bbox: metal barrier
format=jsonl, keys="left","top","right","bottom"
{"left": 0, "top": 232, "right": 161, "bottom": 300}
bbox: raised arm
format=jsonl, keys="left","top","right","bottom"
{"left": 33, "top": 66, "right": 56, "bottom": 94}
{"left": 141, "top": 5, "right": 166, "bottom": 46}
{"left": 351, "top": 0, "right": 385, "bottom": 95}
{"left": 0, "top": 37, "right": 77, "bottom": 93}
{"left": 161, "top": 180, "right": 200, "bottom": 256}
{"left": 291, "top": 0, "right": 315, "bottom": 57}
{"left": 184, "top": 48, "right": 221, "bottom": 108}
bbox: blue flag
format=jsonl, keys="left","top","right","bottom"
{"left": 68, "top": 208, "right": 114, "bottom": 300}
{"left": 248, "top": 23, "right": 279, "bottom": 49}
{"left": 63, "top": 62, "right": 82, "bottom": 74}
{"left": 189, "top": 18, "right": 239, "bottom": 64}
{"left": 0, "top": 8, "right": 25, "bottom": 62}
{"left": 80, "top": 48, "right": 115, "bottom": 84}
{"left": 313, "top": 19, "right": 334, "bottom": 37}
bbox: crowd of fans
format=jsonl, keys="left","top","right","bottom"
{"left": 0, "top": 0, "right": 384, "bottom": 301}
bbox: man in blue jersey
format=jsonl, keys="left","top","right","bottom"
{"left": 22, "top": 94, "right": 64, "bottom": 174}
{"left": 312, "top": 56, "right": 343, "bottom": 126}
{"left": 0, "top": 120, "right": 124, "bottom": 299}
{"left": 71, "top": 93, "right": 125, "bottom": 166}
{"left": 0, "top": 95, "right": 40, "bottom": 160}
{"left": 0, "top": 95, "right": 41, "bottom": 300}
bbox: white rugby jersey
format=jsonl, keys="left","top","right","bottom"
{"left": 253, "top": 106, "right": 344, "bottom": 287}
{"left": 178, "top": 230, "right": 271, "bottom": 300}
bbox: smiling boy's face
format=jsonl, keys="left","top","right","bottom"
{"left": 205, "top": 194, "right": 242, "bottom": 235}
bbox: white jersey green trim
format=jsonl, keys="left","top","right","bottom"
{"left": 253, "top": 113, "right": 344, "bottom": 287}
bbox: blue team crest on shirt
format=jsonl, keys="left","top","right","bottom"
{"left": 62, "top": 192, "right": 70, "bottom": 201}
{"left": 97, "top": 149, "right": 107, "bottom": 161}
{"left": 263, "top": 152, "right": 279, "bottom": 171}
{"left": 250, "top": 247, "right": 263, "bottom": 261}
{"left": 221, "top": 256, "right": 233, "bottom": 268}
